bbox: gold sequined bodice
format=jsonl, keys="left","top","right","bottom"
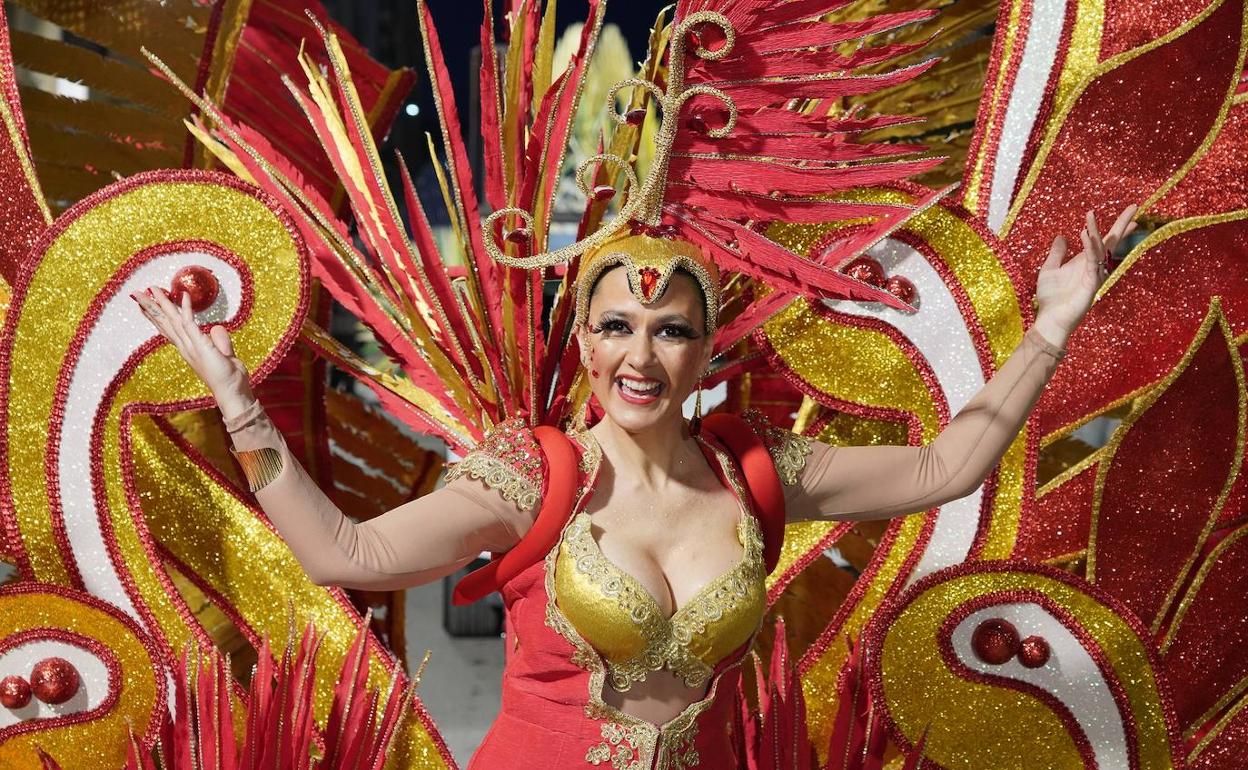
{"left": 554, "top": 510, "right": 766, "bottom": 693}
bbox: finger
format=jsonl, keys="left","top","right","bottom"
{"left": 209, "top": 325, "right": 235, "bottom": 358}
{"left": 178, "top": 293, "right": 215, "bottom": 353}
{"left": 1111, "top": 204, "right": 1139, "bottom": 237}
{"left": 133, "top": 293, "right": 185, "bottom": 349}
{"left": 148, "top": 287, "right": 191, "bottom": 349}
{"left": 1042, "top": 235, "right": 1067, "bottom": 270}
{"left": 1085, "top": 210, "right": 1105, "bottom": 260}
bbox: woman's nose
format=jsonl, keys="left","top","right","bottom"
{"left": 625, "top": 334, "right": 656, "bottom": 367}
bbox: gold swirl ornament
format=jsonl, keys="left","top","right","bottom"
{"left": 0, "top": 170, "right": 456, "bottom": 766}
{"left": 0, "top": 584, "right": 164, "bottom": 768}
{"left": 866, "top": 563, "right": 1176, "bottom": 770}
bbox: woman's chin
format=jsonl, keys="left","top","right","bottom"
{"left": 601, "top": 395, "right": 684, "bottom": 433}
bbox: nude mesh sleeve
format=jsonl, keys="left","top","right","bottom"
{"left": 786, "top": 326, "right": 1066, "bottom": 521}
{"left": 228, "top": 414, "right": 537, "bottom": 590}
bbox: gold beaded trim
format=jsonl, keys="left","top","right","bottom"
{"left": 232, "top": 448, "right": 284, "bottom": 493}
{"left": 573, "top": 233, "right": 721, "bottom": 334}
{"left": 445, "top": 453, "right": 542, "bottom": 511}
{"left": 480, "top": 11, "right": 738, "bottom": 271}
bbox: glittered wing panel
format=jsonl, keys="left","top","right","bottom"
{"left": 996, "top": 0, "right": 1246, "bottom": 260}
{"left": 1034, "top": 211, "right": 1248, "bottom": 443}
{"left": 1084, "top": 301, "right": 1244, "bottom": 632}
{"left": 0, "top": 3, "right": 50, "bottom": 291}
{"left": 1153, "top": 72, "right": 1248, "bottom": 220}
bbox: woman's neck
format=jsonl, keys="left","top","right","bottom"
{"left": 590, "top": 413, "right": 700, "bottom": 492}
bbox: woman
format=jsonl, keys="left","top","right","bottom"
{"left": 132, "top": 205, "right": 1136, "bottom": 769}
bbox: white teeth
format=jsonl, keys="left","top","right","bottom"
{"left": 618, "top": 379, "right": 661, "bottom": 396}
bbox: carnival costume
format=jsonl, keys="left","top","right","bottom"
{"left": 21, "top": 0, "right": 1242, "bottom": 765}
{"left": 191, "top": 0, "right": 1083, "bottom": 767}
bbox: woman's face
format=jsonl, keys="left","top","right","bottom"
{"left": 576, "top": 266, "right": 713, "bottom": 434}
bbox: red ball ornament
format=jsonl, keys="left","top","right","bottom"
{"left": 0, "top": 675, "right": 32, "bottom": 709}
{"left": 30, "top": 657, "right": 80, "bottom": 705}
{"left": 884, "top": 275, "right": 918, "bottom": 305}
{"left": 971, "top": 618, "right": 1020, "bottom": 665}
{"left": 168, "top": 265, "right": 220, "bottom": 313}
{"left": 1018, "top": 635, "right": 1051, "bottom": 669}
{"left": 841, "top": 256, "right": 886, "bottom": 287}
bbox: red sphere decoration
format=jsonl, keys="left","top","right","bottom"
{"left": 841, "top": 256, "right": 886, "bottom": 287}
{"left": 30, "top": 657, "right": 80, "bottom": 705}
{"left": 0, "top": 675, "right": 32, "bottom": 709}
{"left": 971, "top": 618, "right": 1020, "bottom": 665}
{"left": 884, "top": 275, "right": 918, "bottom": 305}
{"left": 168, "top": 265, "right": 220, "bottom": 313}
{"left": 1018, "top": 635, "right": 1051, "bottom": 669}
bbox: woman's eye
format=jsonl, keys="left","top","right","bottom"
{"left": 596, "top": 319, "right": 629, "bottom": 334}
{"left": 659, "top": 325, "right": 694, "bottom": 339}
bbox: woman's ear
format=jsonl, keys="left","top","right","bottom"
{"left": 574, "top": 324, "right": 589, "bottom": 367}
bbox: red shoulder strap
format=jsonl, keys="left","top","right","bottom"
{"left": 451, "top": 426, "right": 580, "bottom": 605}
{"left": 699, "top": 413, "right": 786, "bottom": 574}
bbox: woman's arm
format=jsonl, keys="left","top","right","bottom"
{"left": 785, "top": 325, "right": 1064, "bottom": 521}
{"left": 228, "top": 405, "right": 534, "bottom": 590}
{"left": 131, "top": 286, "right": 534, "bottom": 591}
{"left": 786, "top": 205, "right": 1137, "bottom": 522}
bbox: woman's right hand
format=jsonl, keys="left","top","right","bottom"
{"left": 132, "top": 286, "right": 255, "bottom": 414}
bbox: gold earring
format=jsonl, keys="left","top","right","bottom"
{"left": 691, "top": 374, "right": 704, "bottom": 434}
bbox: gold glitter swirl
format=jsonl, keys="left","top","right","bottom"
{"left": 877, "top": 569, "right": 1173, "bottom": 770}
{"left": 0, "top": 588, "right": 162, "bottom": 768}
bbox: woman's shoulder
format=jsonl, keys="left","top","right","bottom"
{"left": 445, "top": 417, "right": 546, "bottom": 512}
{"left": 736, "top": 409, "right": 814, "bottom": 487}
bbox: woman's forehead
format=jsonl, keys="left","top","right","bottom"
{"left": 590, "top": 266, "right": 703, "bottom": 319}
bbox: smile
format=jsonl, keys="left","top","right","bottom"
{"left": 615, "top": 376, "right": 663, "bottom": 404}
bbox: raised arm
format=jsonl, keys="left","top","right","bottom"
{"left": 133, "top": 285, "right": 534, "bottom": 591}
{"left": 785, "top": 205, "right": 1138, "bottom": 522}
{"left": 785, "top": 325, "right": 1063, "bottom": 521}
{"left": 226, "top": 402, "right": 533, "bottom": 589}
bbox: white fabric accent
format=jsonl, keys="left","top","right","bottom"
{"left": 951, "top": 603, "right": 1130, "bottom": 769}
{"left": 0, "top": 639, "right": 111, "bottom": 727}
{"left": 822, "top": 238, "right": 986, "bottom": 584}
{"left": 57, "top": 251, "right": 243, "bottom": 629}
{"left": 987, "top": 0, "right": 1069, "bottom": 233}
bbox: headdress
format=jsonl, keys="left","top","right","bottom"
{"left": 159, "top": 0, "right": 950, "bottom": 444}
{"left": 483, "top": 3, "right": 952, "bottom": 337}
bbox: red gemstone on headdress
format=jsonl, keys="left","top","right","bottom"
{"left": 841, "top": 256, "right": 886, "bottom": 287}
{"left": 638, "top": 267, "right": 661, "bottom": 300}
{"left": 169, "top": 265, "right": 220, "bottom": 313}
{"left": 624, "top": 108, "right": 647, "bottom": 126}
{"left": 884, "top": 274, "right": 917, "bottom": 305}
{"left": 628, "top": 219, "right": 648, "bottom": 236}
{"left": 687, "top": 113, "right": 709, "bottom": 134}
{"left": 971, "top": 618, "right": 1020, "bottom": 665}
{"left": 504, "top": 228, "right": 532, "bottom": 245}
{"left": 591, "top": 185, "right": 617, "bottom": 202}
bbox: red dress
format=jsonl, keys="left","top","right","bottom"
{"left": 456, "top": 414, "right": 794, "bottom": 769}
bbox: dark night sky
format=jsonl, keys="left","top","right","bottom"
{"left": 325, "top": 1, "right": 673, "bottom": 165}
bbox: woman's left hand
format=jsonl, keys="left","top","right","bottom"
{"left": 1032, "top": 204, "right": 1139, "bottom": 344}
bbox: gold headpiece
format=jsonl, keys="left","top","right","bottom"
{"left": 574, "top": 231, "right": 721, "bottom": 334}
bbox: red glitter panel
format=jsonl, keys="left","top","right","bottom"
{"left": 1100, "top": 0, "right": 1216, "bottom": 59}
{"left": 1153, "top": 96, "right": 1248, "bottom": 220}
{"left": 1036, "top": 216, "right": 1248, "bottom": 440}
{"left": 1161, "top": 528, "right": 1248, "bottom": 732}
{"left": 1017, "top": 462, "right": 1095, "bottom": 562}
{"left": 1003, "top": 0, "right": 1245, "bottom": 287}
{"left": 1090, "top": 309, "right": 1241, "bottom": 629}
{"left": 0, "top": 5, "right": 51, "bottom": 284}
{"left": 1189, "top": 698, "right": 1248, "bottom": 769}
